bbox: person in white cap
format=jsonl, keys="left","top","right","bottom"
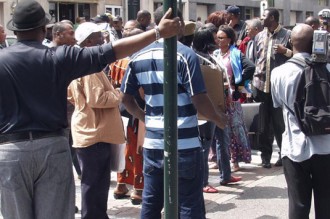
{"left": 68, "top": 22, "right": 125, "bottom": 219}
{"left": 0, "top": 0, "right": 181, "bottom": 218}
{"left": 318, "top": 8, "right": 330, "bottom": 31}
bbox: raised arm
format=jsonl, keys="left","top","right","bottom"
{"left": 112, "top": 8, "right": 181, "bottom": 60}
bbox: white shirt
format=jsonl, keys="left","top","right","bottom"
{"left": 271, "top": 52, "right": 330, "bottom": 162}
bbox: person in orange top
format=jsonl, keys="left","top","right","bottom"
{"left": 110, "top": 27, "right": 146, "bottom": 205}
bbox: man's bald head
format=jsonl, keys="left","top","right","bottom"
{"left": 291, "top": 24, "right": 314, "bottom": 54}
{"left": 305, "top": 16, "right": 320, "bottom": 30}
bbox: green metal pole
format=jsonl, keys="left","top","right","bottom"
{"left": 163, "top": 0, "right": 178, "bottom": 218}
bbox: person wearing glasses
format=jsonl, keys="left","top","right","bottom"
{"left": 213, "top": 25, "right": 254, "bottom": 182}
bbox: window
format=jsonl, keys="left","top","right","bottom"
{"left": 306, "top": 11, "right": 314, "bottom": 18}
{"left": 78, "top": 4, "right": 90, "bottom": 20}
{"left": 245, "top": 8, "right": 253, "bottom": 20}
{"left": 105, "top": 5, "right": 123, "bottom": 17}
{"left": 319, "top": 0, "right": 329, "bottom": 6}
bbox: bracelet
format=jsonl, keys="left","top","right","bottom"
{"left": 154, "top": 26, "right": 161, "bottom": 41}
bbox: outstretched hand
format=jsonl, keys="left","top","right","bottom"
{"left": 157, "top": 8, "right": 182, "bottom": 39}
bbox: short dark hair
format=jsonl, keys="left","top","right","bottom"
{"left": 154, "top": 6, "right": 182, "bottom": 25}
{"left": 137, "top": 10, "right": 151, "bottom": 20}
{"left": 203, "top": 23, "right": 218, "bottom": 34}
{"left": 266, "top": 8, "right": 280, "bottom": 23}
{"left": 193, "top": 26, "right": 217, "bottom": 53}
{"left": 218, "top": 25, "right": 236, "bottom": 46}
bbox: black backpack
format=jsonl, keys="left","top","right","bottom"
{"left": 285, "top": 56, "right": 330, "bottom": 136}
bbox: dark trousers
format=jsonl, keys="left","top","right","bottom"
{"left": 76, "top": 142, "right": 112, "bottom": 219}
{"left": 199, "top": 121, "right": 216, "bottom": 186}
{"left": 283, "top": 155, "right": 330, "bottom": 219}
{"left": 69, "top": 130, "right": 81, "bottom": 176}
{"left": 252, "top": 87, "right": 285, "bottom": 162}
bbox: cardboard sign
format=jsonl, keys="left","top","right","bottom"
{"left": 198, "top": 65, "right": 225, "bottom": 120}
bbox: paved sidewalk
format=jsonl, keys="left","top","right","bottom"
{"left": 73, "top": 147, "right": 307, "bottom": 219}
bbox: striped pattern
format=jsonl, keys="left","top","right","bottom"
{"left": 121, "top": 41, "right": 206, "bottom": 150}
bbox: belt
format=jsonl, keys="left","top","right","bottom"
{"left": 0, "top": 130, "right": 65, "bottom": 144}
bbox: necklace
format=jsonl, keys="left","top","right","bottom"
{"left": 220, "top": 49, "right": 229, "bottom": 57}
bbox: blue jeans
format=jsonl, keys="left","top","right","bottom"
{"left": 141, "top": 147, "right": 205, "bottom": 219}
{"left": 199, "top": 122, "right": 216, "bottom": 187}
{"left": 0, "top": 136, "right": 75, "bottom": 219}
{"left": 214, "top": 126, "right": 231, "bottom": 182}
{"left": 76, "top": 142, "right": 112, "bottom": 219}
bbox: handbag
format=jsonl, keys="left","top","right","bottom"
{"left": 241, "top": 102, "right": 265, "bottom": 150}
{"left": 110, "top": 143, "right": 126, "bottom": 172}
{"left": 241, "top": 102, "right": 265, "bottom": 134}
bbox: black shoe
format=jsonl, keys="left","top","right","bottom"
{"left": 274, "top": 158, "right": 282, "bottom": 167}
{"left": 130, "top": 189, "right": 142, "bottom": 205}
{"left": 262, "top": 162, "right": 272, "bottom": 169}
{"left": 75, "top": 206, "right": 79, "bottom": 213}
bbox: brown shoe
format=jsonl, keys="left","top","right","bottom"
{"left": 130, "top": 189, "right": 142, "bottom": 205}
{"left": 113, "top": 184, "right": 129, "bottom": 199}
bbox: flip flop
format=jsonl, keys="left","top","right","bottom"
{"left": 203, "top": 185, "right": 219, "bottom": 193}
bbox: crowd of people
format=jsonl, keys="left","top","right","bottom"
{"left": 0, "top": 1, "right": 330, "bottom": 219}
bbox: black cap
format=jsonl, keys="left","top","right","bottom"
{"left": 7, "top": 1, "right": 51, "bottom": 31}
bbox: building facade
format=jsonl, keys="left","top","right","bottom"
{"left": 0, "top": 0, "right": 329, "bottom": 33}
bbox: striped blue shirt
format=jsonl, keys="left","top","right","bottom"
{"left": 121, "top": 41, "right": 206, "bottom": 150}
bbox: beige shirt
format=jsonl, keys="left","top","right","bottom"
{"left": 68, "top": 71, "right": 125, "bottom": 148}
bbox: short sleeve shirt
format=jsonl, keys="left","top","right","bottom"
{"left": 121, "top": 41, "right": 206, "bottom": 150}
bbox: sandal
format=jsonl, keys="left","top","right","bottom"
{"left": 232, "top": 163, "right": 240, "bottom": 172}
{"left": 113, "top": 184, "right": 129, "bottom": 199}
{"left": 130, "top": 189, "right": 143, "bottom": 205}
{"left": 203, "top": 185, "right": 219, "bottom": 193}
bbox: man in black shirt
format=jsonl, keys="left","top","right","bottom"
{"left": 0, "top": 1, "right": 180, "bottom": 218}
{"left": 225, "top": 5, "right": 247, "bottom": 46}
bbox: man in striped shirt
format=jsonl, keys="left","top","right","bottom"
{"left": 121, "top": 6, "right": 227, "bottom": 219}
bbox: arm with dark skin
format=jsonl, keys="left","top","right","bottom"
{"left": 112, "top": 8, "right": 181, "bottom": 60}
{"left": 192, "top": 93, "right": 227, "bottom": 129}
{"left": 122, "top": 94, "right": 146, "bottom": 123}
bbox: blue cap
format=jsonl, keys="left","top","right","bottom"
{"left": 226, "top": 5, "right": 240, "bottom": 15}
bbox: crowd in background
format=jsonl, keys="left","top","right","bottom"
{"left": 1, "top": 1, "right": 330, "bottom": 219}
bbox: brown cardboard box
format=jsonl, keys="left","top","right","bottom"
{"left": 198, "top": 65, "right": 225, "bottom": 120}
